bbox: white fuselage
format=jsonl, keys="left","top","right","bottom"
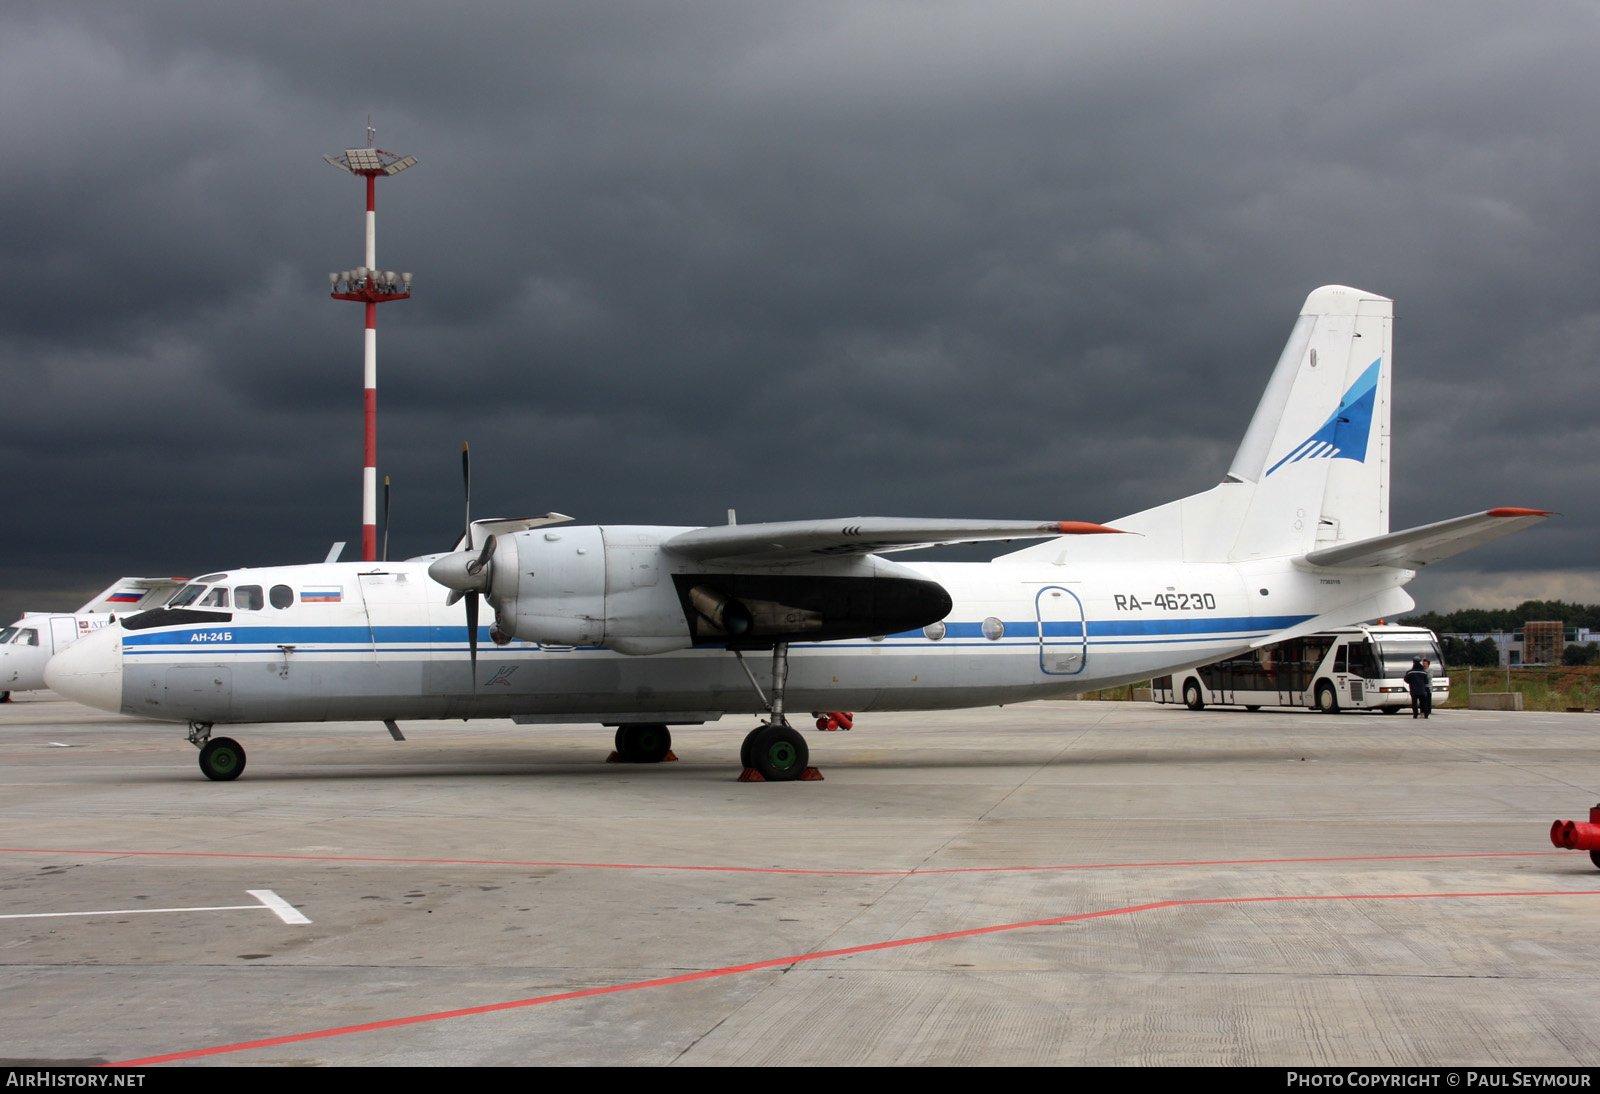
{"left": 1, "top": 613, "right": 117, "bottom": 695}
{"left": 45, "top": 553, "right": 1407, "bottom": 726}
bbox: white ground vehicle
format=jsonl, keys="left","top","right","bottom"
{"left": 1152, "top": 624, "right": 1448, "bottom": 714}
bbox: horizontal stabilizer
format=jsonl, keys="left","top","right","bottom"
{"left": 1300, "top": 508, "right": 1553, "bottom": 570}
{"left": 663, "top": 518, "right": 1121, "bottom": 564}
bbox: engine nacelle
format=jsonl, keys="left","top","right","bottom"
{"left": 469, "top": 525, "right": 951, "bottom": 655}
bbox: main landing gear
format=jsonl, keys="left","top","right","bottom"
{"left": 732, "top": 641, "right": 821, "bottom": 782}
{"left": 188, "top": 721, "right": 246, "bottom": 782}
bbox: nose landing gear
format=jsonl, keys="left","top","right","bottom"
{"left": 188, "top": 721, "right": 246, "bottom": 782}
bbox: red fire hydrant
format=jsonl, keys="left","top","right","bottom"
{"left": 1549, "top": 803, "right": 1600, "bottom": 870}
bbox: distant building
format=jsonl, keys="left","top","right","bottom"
{"left": 1443, "top": 623, "right": 1600, "bottom": 667}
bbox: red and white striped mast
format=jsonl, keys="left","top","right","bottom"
{"left": 324, "top": 123, "right": 416, "bottom": 563}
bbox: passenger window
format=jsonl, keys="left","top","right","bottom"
{"left": 269, "top": 585, "right": 294, "bottom": 609}
{"left": 199, "top": 588, "right": 230, "bottom": 609}
{"left": 235, "top": 586, "right": 264, "bottom": 611}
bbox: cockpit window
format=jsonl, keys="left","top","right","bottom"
{"left": 15, "top": 629, "right": 39, "bottom": 646}
{"left": 235, "top": 586, "right": 264, "bottom": 611}
{"left": 194, "top": 573, "right": 228, "bottom": 584}
{"left": 269, "top": 585, "right": 294, "bottom": 609}
{"left": 0, "top": 627, "right": 14, "bottom": 644}
{"left": 198, "top": 587, "right": 230, "bottom": 609}
{"left": 167, "top": 585, "right": 207, "bottom": 608}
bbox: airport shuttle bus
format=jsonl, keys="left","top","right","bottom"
{"left": 1152, "top": 624, "right": 1448, "bottom": 714}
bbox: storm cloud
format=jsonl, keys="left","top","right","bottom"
{"left": 3, "top": 1, "right": 1595, "bottom": 620}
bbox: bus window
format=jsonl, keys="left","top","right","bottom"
{"left": 1346, "top": 640, "right": 1381, "bottom": 679}
{"left": 1333, "top": 645, "right": 1348, "bottom": 674}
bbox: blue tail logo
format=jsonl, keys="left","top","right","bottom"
{"left": 1266, "top": 359, "right": 1381, "bottom": 476}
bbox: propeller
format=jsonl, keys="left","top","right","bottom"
{"left": 428, "top": 442, "right": 496, "bottom": 682}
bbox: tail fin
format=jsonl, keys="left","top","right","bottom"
{"left": 1005, "top": 285, "right": 1392, "bottom": 564}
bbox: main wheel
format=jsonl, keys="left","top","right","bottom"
{"left": 614, "top": 723, "right": 671, "bottom": 763}
{"left": 1315, "top": 682, "right": 1339, "bottom": 714}
{"left": 1183, "top": 680, "right": 1205, "bottom": 711}
{"left": 198, "top": 737, "right": 246, "bottom": 781}
{"left": 1244, "top": 705, "right": 1262, "bottom": 712}
{"left": 748, "top": 723, "right": 809, "bottom": 781}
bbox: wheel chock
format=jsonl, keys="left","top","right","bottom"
{"left": 607, "top": 750, "right": 680, "bottom": 764}
{"left": 737, "top": 766, "right": 824, "bottom": 782}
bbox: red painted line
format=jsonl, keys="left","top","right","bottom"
{"left": 106, "top": 887, "right": 1600, "bottom": 1067}
{"left": 0, "top": 846, "right": 1575, "bottom": 877}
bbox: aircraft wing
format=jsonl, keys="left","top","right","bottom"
{"left": 75, "top": 576, "right": 190, "bottom": 614}
{"left": 1300, "top": 508, "right": 1553, "bottom": 570}
{"left": 661, "top": 518, "right": 1121, "bottom": 564}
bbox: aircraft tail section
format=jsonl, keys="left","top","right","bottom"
{"left": 1005, "top": 285, "right": 1392, "bottom": 565}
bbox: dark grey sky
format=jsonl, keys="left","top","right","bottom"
{"left": 2, "top": 1, "right": 1594, "bottom": 623}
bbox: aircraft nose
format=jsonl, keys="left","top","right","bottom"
{"left": 44, "top": 627, "right": 124, "bottom": 713}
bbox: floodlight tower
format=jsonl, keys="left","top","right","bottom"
{"left": 324, "top": 132, "right": 417, "bottom": 562}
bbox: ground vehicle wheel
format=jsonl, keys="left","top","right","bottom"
{"left": 198, "top": 737, "right": 246, "bottom": 781}
{"left": 1244, "top": 705, "right": 1262, "bottom": 712}
{"left": 1315, "top": 682, "right": 1339, "bottom": 714}
{"left": 1384, "top": 705, "right": 1402, "bottom": 714}
{"left": 1183, "top": 680, "right": 1205, "bottom": 711}
{"left": 0, "top": 691, "right": 9, "bottom": 703}
{"left": 614, "top": 723, "right": 671, "bottom": 763}
{"left": 748, "top": 723, "right": 809, "bottom": 781}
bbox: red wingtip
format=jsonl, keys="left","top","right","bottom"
{"left": 1486, "top": 507, "right": 1555, "bottom": 518}
{"left": 1056, "top": 521, "right": 1126, "bottom": 535}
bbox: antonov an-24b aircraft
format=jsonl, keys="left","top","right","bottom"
{"left": 47, "top": 287, "right": 1550, "bottom": 781}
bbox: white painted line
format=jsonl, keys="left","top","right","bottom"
{"left": 2, "top": 890, "right": 312, "bottom": 924}
{"left": 0, "top": 904, "right": 259, "bottom": 920}
{"left": 248, "top": 889, "right": 312, "bottom": 924}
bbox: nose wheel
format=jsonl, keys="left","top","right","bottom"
{"left": 188, "top": 721, "right": 247, "bottom": 782}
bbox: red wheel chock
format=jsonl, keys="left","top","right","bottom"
{"left": 815, "top": 712, "right": 854, "bottom": 731}
{"left": 1549, "top": 804, "right": 1600, "bottom": 860}
{"left": 738, "top": 767, "right": 824, "bottom": 782}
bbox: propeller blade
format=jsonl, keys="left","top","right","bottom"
{"left": 465, "top": 591, "right": 479, "bottom": 683}
{"left": 461, "top": 442, "right": 471, "bottom": 549}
